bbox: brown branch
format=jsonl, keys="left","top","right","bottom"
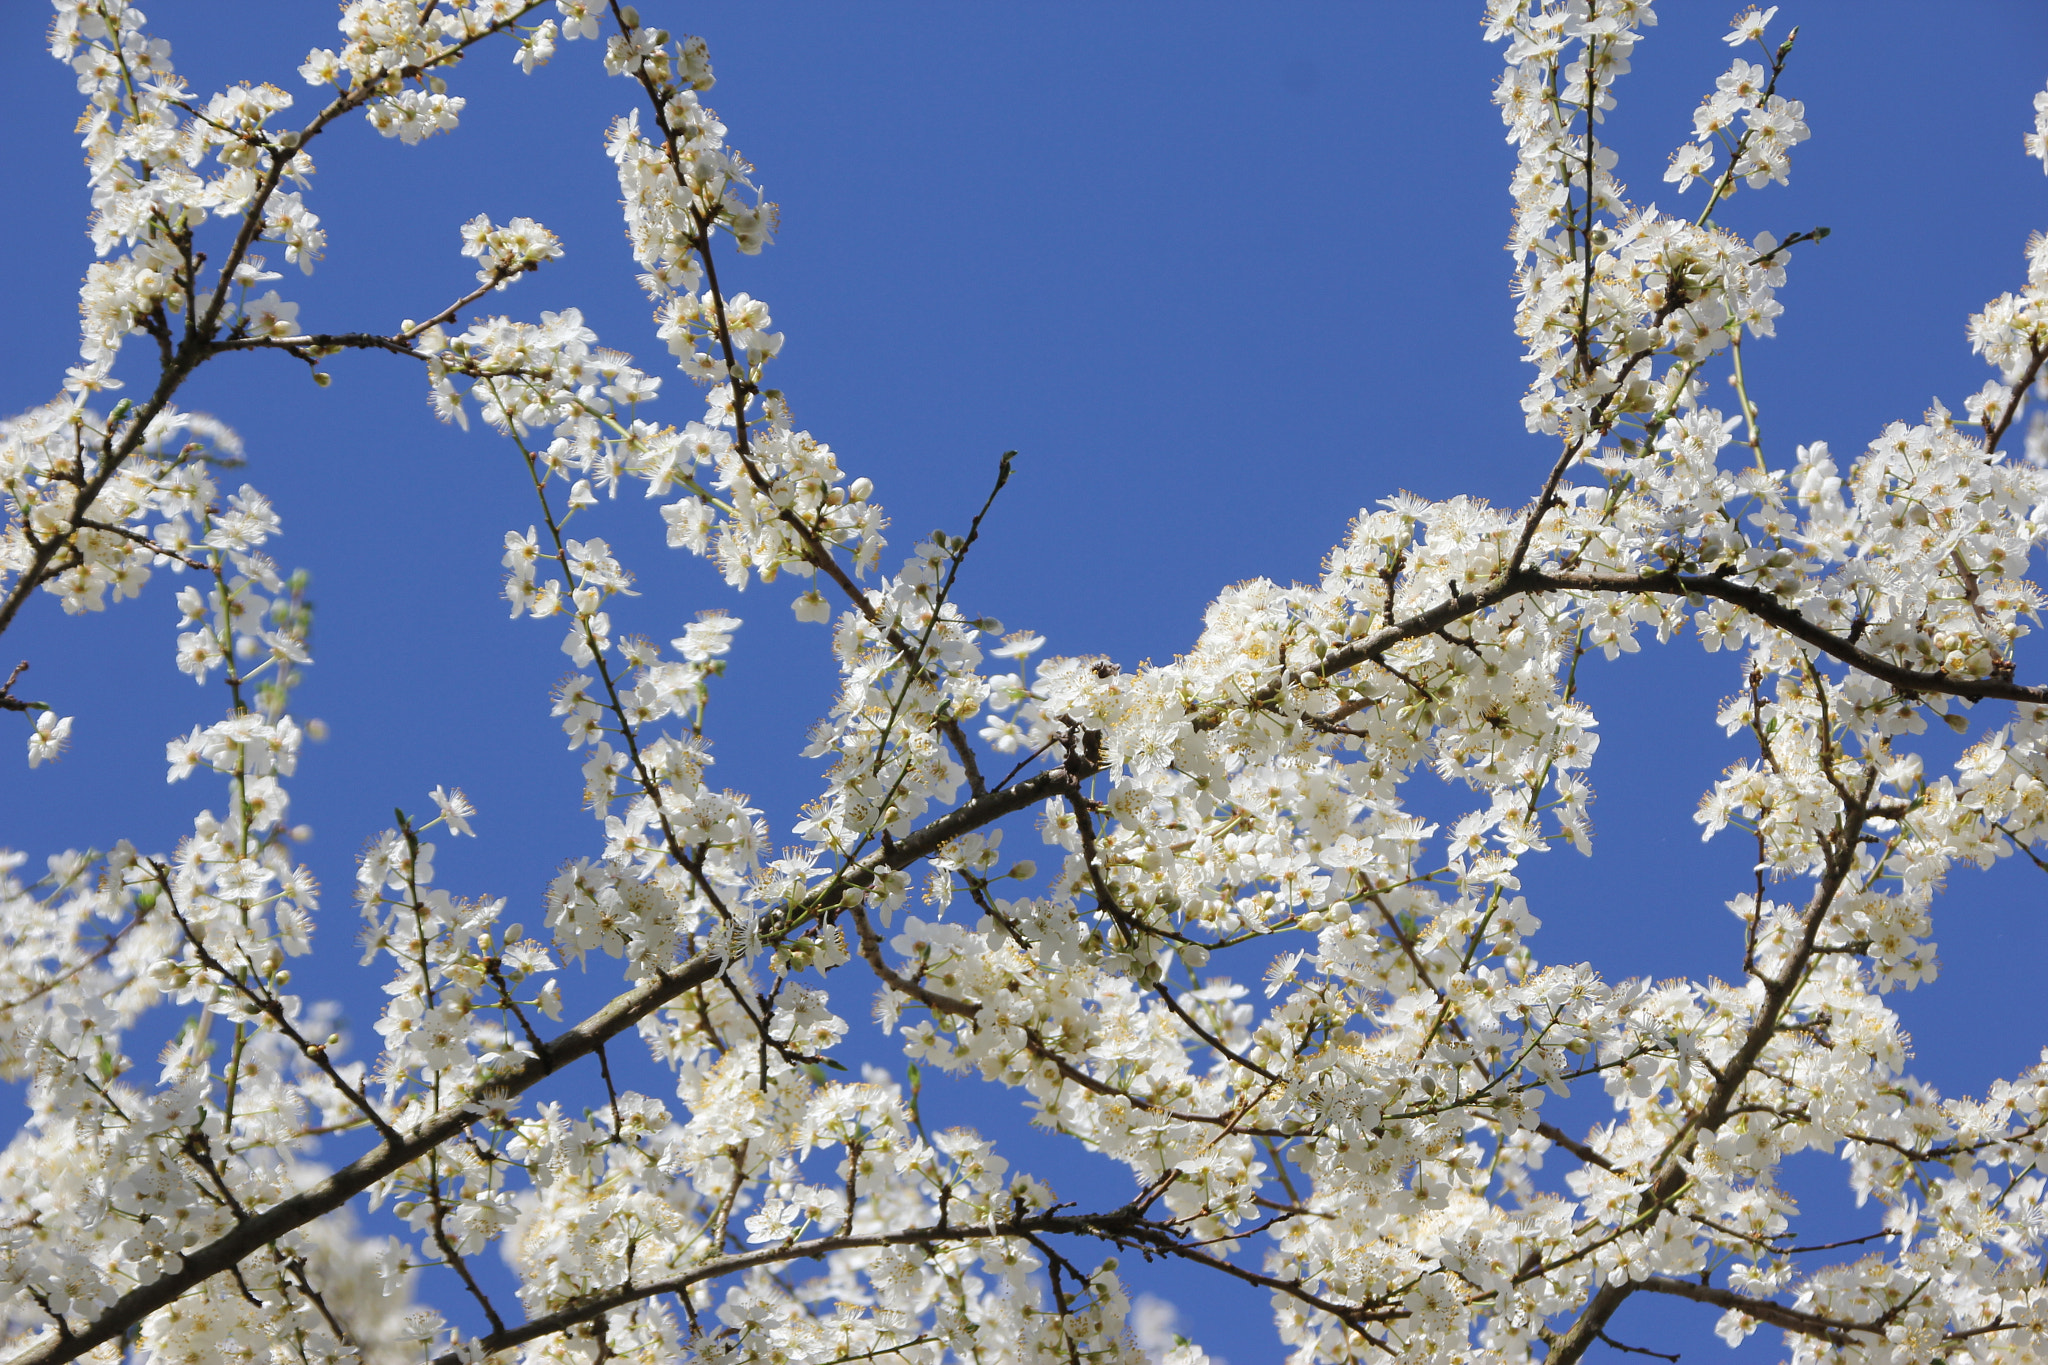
{"left": 151, "top": 862, "right": 402, "bottom": 1148}
{"left": 1596, "top": 1330, "right": 1680, "bottom": 1362}
{"left": 1152, "top": 981, "right": 1282, "bottom": 1084}
{"left": 1635, "top": 1276, "right": 1863, "bottom": 1347}
{"left": 1256, "top": 567, "right": 2046, "bottom": 748}
{"left": 1545, "top": 792, "right": 1870, "bottom": 1365}
{"left": 416, "top": 1201, "right": 1391, "bottom": 1365}
{"left": 1537, "top": 1122, "right": 1616, "bottom": 1172}
{"left": 1984, "top": 340, "right": 2048, "bottom": 454}
{"left": 0, "top": 5, "right": 548, "bottom": 647}
{"left": 1521, "top": 568, "right": 2048, "bottom": 704}
{"left": 210, "top": 263, "right": 541, "bottom": 362}
{"left": 0, "top": 661, "right": 32, "bottom": 713}
{"left": 14, "top": 768, "right": 1073, "bottom": 1365}
{"left": 1507, "top": 435, "right": 1588, "bottom": 578}
{"left": 613, "top": 31, "right": 1003, "bottom": 815}
{"left": 1202, "top": 577, "right": 1531, "bottom": 733}
{"left": 208, "top": 331, "right": 422, "bottom": 359}
{"left": 845, "top": 893, "right": 1288, "bottom": 1135}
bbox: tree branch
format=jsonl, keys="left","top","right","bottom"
{"left": 1520, "top": 568, "right": 2048, "bottom": 704}
{"left": 12, "top": 768, "right": 1075, "bottom": 1365}
{"left": 1635, "top": 1276, "right": 1862, "bottom": 1347}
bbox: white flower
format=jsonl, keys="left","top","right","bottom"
{"left": 26, "top": 712, "right": 71, "bottom": 768}
{"left": 430, "top": 786, "right": 476, "bottom": 837}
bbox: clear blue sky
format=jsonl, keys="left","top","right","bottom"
{"left": 3, "top": 4, "right": 2046, "bottom": 1359}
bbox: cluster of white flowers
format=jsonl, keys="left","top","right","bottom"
{"left": 6, "top": 2, "right": 2048, "bottom": 1364}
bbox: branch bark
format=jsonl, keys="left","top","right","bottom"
{"left": 1635, "top": 1276, "right": 1862, "bottom": 1347}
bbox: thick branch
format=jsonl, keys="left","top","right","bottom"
{"left": 1635, "top": 1276, "right": 1861, "bottom": 1347}
{"left": 13, "top": 768, "right": 1074, "bottom": 1365}
{"left": 1213, "top": 561, "right": 2047, "bottom": 749}
{"left": 418, "top": 1209, "right": 1140, "bottom": 1362}
{"left": 1522, "top": 569, "right": 2048, "bottom": 704}
{"left": 420, "top": 1199, "right": 1385, "bottom": 1363}
{"left": 1544, "top": 798, "right": 1869, "bottom": 1365}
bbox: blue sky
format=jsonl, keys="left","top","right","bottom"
{"left": 3, "top": 3, "right": 2047, "bottom": 1360}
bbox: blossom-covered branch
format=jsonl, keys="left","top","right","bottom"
{"left": 8, "top": 3, "right": 2048, "bottom": 1364}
